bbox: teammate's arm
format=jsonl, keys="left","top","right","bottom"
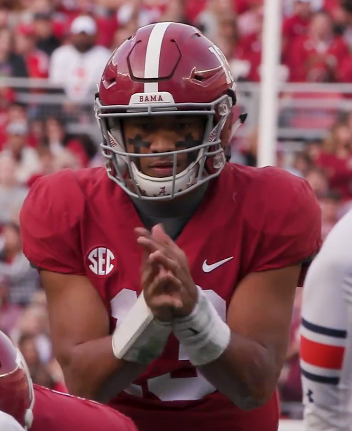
{"left": 197, "top": 265, "right": 299, "bottom": 409}
{"left": 41, "top": 271, "right": 146, "bottom": 403}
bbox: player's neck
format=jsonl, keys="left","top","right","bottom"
{"left": 131, "top": 183, "right": 208, "bottom": 218}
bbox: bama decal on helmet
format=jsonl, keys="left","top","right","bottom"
{"left": 129, "top": 92, "right": 175, "bottom": 105}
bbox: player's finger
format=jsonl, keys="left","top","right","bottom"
{"left": 135, "top": 227, "right": 151, "bottom": 237}
{"left": 138, "top": 236, "right": 175, "bottom": 263}
{"left": 147, "top": 272, "right": 183, "bottom": 300}
{"left": 151, "top": 224, "right": 177, "bottom": 248}
{"left": 148, "top": 294, "right": 183, "bottom": 310}
{"left": 149, "top": 250, "right": 179, "bottom": 273}
{"left": 151, "top": 224, "right": 187, "bottom": 261}
{"left": 137, "top": 236, "right": 160, "bottom": 254}
{"left": 145, "top": 271, "right": 181, "bottom": 298}
{"left": 141, "top": 256, "right": 160, "bottom": 286}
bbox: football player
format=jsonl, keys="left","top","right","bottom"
{"left": 0, "top": 331, "right": 137, "bottom": 431}
{"left": 20, "top": 22, "right": 322, "bottom": 431}
{"left": 300, "top": 208, "right": 352, "bottom": 431}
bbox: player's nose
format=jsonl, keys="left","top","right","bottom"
{"left": 149, "top": 130, "right": 177, "bottom": 154}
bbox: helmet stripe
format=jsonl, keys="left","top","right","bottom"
{"left": 144, "top": 22, "right": 172, "bottom": 93}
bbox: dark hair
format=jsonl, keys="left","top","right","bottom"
{"left": 341, "top": 0, "right": 352, "bottom": 14}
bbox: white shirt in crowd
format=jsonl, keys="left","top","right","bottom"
{"left": 49, "top": 44, "right": 111, "bottom": 101}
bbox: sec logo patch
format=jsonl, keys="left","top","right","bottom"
{"left": 87, "top": 247, "right": 115, "bottom": 276}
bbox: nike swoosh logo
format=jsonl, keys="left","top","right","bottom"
{"left": 202, "top": 257, "right": 233, "bottom": 273}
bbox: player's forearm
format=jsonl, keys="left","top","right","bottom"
{"left": 62, "top": 335, "right": 146, "bottom": 403}
{"left": 173, "top": 287, "right": 279, "bottom": 410}
{"left": 198, "top": 332, "right": 279, "bottom": 410}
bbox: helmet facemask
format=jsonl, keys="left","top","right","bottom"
{"left": 96, "top": 93, "right": 234, "bottom": 200}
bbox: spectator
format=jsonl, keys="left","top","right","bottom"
{"left": 26, "top": 146, "right": 54, "bottom": 187}
{"left": 235, "top": 15, "right": 289, "bottom": 82}
{"left": 339, "top": 0, "right": 352, "bottom": 46}
{"left": 18, "top": 333, "right": 42, "bottom": 376}
{"left": 53, "top": 148, "right": 82, "bottom": 171}
{"left": 0, "top": 276, "right": 23, "bottom": 335}
{"left": 44, "top": 116, "right": 90, "bottom": 166}
{"left": 0, "top": 5, "right": 11, "bottom": 30}
{"left": 316, "top": 121, "right": 352, "bottom": 201}
{"left": 2, "top": 121, "right": 41, "bottom": 185}
{"left": 49, "top": 15, "right": 111, "bottom": 101}
{"left": 117, "top": 0, "right": 162, "bottom": 30}
{"left": 319, "top": 190, "right": 341, "bottom": 240}
{"left": 14, "top": 0, "right": 55, "bottom": 24}
{"left": 32, "top": 12, "right": 61, "bottom": 57}
{"left": 0, "top": 154, "right": 28, "bottom": 226}
{"left": 282, "top": 0, "right": 313, "bottom": 63}
{"left": 0, "top": 28, "right": 27, "bottom": 78}
{"left": 159, "top": 0, "right": 190, "bottom": 24}
{"left": 305, "top": 139, "right": 323, "bottom": 162}
{"left": 111, "top": 20, "right": 139, "bottom": 49}
{"left": 196, "top": 0, "right": 236, "bottom": 41}
{"left": 0, "top": 222, "right": 39, "bottom": 306}
{"left": 11, "top": 303, "right": 52, "bottom": 365}
{"left": 28, "top": 118, "right": 45, "bottom": 148}
{"left": 305, "top": 166, "right": 329, "bottom": 197}
{"left": 288, "top": 151, "right": 313, "bottom": 177}
{"left": 287, "top": 11, "right": 349, "bottom": 82}
{"left": 17, "top": 331, "right": 54, "bottom": 387}
{"left": 7, "top": 102, "right": 26, "bottom": 124}
{"left": 214, "top": 14, "right": 239, "bottom": 66}
{"left": 14, "top": 23, "right": 49, "bottom": 78}
{"left": 236, "top": 0, "right": 263, "bottom": 38}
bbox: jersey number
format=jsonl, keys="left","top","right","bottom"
{"left": 111, "top": 288, "right": 226, "bottom": 401}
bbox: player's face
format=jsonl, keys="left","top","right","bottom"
{"left": 123, "top": 115, "right": 206, "bottom": 178}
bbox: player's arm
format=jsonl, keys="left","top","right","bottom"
{"left": 166, "top": 171, "right": 321, "bottom": 409}
{"left": 197, "top": 264, "right": 300, "bottom": 409}
{"left": 41, "top": 270, "right": 146, "bottom": 403}
{"left": 137, "top": 224, "right": 302, "bottom": 409}
{"left": 20, "top": 173, "right": 170, "bottom": 403}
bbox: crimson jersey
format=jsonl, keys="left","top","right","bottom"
{"left": 20, "top": 164, "right": 321, "bottom": 431}
{"left": 31, "top": 384, "right": 137, "bottom": 431}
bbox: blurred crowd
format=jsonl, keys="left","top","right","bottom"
{"left": 1, "top": 0, "right": 352, "bottom": 419}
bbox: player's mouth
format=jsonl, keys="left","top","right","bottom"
{"left": 149, "top": 161, "right": 177, "bottom": 177}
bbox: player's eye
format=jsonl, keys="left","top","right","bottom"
{"left": 174, "top": 122, "right": 191, "bottom": 131}
{"left": 137, "top": 123, "right": 154, "bottom": 131}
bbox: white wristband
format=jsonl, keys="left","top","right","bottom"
{"left": 112, "top": 292, "right": 172, "bottom": 364}
{"left": 173, "top": 286, "right": 231, "bottom": 366}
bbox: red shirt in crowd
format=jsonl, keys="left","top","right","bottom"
{"left": 316, "top": 151, "right": 352, "bottom": 201}
{"left": 287, "top": 35, "right": 349, "bottom": 82}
